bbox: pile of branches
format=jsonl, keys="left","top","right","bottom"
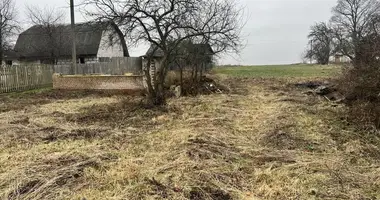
{"left": 169, "top": 76, "right": 228, "bottom": 97}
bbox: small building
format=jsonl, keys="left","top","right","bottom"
{"left": 141, "top": 42, "right": 214, "bottom": 88}
{"left": 329, "top": 53, "right": 351, "bottom": 64}
{"left": 2, "top": 50, "right": 21, "bottom": 66}
{"left": 189, "top": 43, "right": 214, "bottom": 71}
{"left": 13, "top": 22, "right": 128, "bottom": 65}
{"left": 143, "top": 43, "right": 214, "bottom": 71}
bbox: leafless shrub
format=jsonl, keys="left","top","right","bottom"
{"left": 0, "top": 0, "right": 20, "bottom": 63}
{"left": 82, "top": 0, "right": 245, "bottom": 105}
{"left": 338, "top": 34, "right": 380, "bottom": 128}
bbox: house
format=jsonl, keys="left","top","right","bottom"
{"left": 141, "top": 42, "right": 214, "bottom": 88}
{"left": 2, "top": 50, "right": 21, "bottom": 66}
{"left": 188, "top": 43, "right": 214, "bottom": 71}
{"left": 329, "top": 53, "right": 351, "bottom": 64}
{"left": 12, "top": 22, "right": 128, "bottom": 65}
{"left": 143, "top": 43, "right": 214, "bottom": 71}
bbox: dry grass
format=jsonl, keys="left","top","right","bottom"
{"left": 0, "top": 74, "right": 379, "bottom": 199}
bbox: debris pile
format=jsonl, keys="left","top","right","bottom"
{"left": 197, "top": 76, "right": 227, "bottom": 94}
{"left": 295, "top": 81, "right": 344, "bottom": 102}
{"left": 169, "top": 76, "right": 228, "bottom": 97}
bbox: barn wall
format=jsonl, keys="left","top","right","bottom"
{"left": 97, "top": 30, "right": 124, "bottom": 58}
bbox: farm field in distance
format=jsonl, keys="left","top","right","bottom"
{"left": 214, "top": 64, "right": 341, "bottom": 78}
{"left": 1, "top": 64, "right": 379, "bottom": 200}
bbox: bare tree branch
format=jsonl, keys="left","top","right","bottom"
{"left": 25, "top": 5, "right": 66, "bottom": 64}
{"left": 81, "top": 0, "right": 244, "bottom": 105}
{"left": 0, "top": 0, "right": 20, "bottom": 63}
{"left": 330, "top": 0, "right": 380, "bottom": 60}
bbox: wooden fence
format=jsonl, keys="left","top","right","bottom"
{"left": 0, "top": 57, "right": 143, "bottom": 94}
{"left": 54, "top": 57, "right": 143, "bottom": 75}
{"left": 0, "top": 65, "right": 54, "bottom": 93}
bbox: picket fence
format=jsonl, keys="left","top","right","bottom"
{"left": 0, "top": 57, "right": 143, "bottom": 93}
{"left": 0, "top": 65, "right": 54, "bottom": 93}
{"left": 54, "top": 57, "right": 143, "bottom": 75}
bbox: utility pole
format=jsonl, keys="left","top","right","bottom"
{"left": 70, "top": 0, "right": 77, "bottom": 74}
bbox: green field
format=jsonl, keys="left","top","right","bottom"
{"left": 214, "top": 64, "right": 341, "bottom": 78}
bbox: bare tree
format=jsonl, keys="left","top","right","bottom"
{"left": 83, "top": 0, "right": 244, "bottom": 105}
{"left": 0, "top": 0, "right": 19, "bottom": 64}
{"left": 305, "top": 22, "right": 334, "bottom": 65}
{"left": 330, "top": 0, "right": 380, "bottom": 61}
{"left": 26, "top": 5, "right": 66, "bottom": 64}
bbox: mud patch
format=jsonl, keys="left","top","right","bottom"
{"left": 294, "top": 81, "right": 325, "bottom": 89}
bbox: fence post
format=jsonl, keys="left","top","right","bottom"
{"left": 15, "top": 65, "right": 19, "bottom": 91}
{"left": 2, "top": 66, "right": 5, "bottom": 93}
{"left": 24, "top": 65, "right": 28, "bottom": 90}
{"left": 11, "top": 66, "right": 15, "bottom": 92}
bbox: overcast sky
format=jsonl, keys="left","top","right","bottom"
{"left": 15, "top": 0, "right": 337, "bottom": 65}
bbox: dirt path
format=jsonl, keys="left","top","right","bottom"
{"left": 0, "top": 77, "right": 379, "bottom": 199}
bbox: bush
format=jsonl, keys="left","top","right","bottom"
{"left": 339, "top": 62, "right": 380, "bottom": 128}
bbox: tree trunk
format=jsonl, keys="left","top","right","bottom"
{"left": 144, "top": 58, "right": 155, "bottom": 97}
{"left": 199, "top": 63, "right": 204, "bottom": 81}
{"left": 180, "top": 66, "right": 183, "bottom": 91}
{"left": 145, "top": 56, "right": 168, "bottom": 106}
{"left": 193, "top": 64, "right": 199, "bottom": 83}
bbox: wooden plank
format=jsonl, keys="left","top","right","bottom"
{"left": 20, "top": 65, "right": 25, "bottom": 90}
{"left": 6, "top": 66, "right": 9, "bottom": 92}
{"left": 8, "top": 66, "right": 11, "bottom": 92}
{"left": 26, "top": 65, "right": 29, "bottom": 90}
{"left": 11, "top": 66, "right": 15, "bottom": 92}
{"left": 6, "top": 66, "right": 10, "bottom": 92}
{"left": 3, "top": 66, "right": 6, "bottom": 93}
{"left": 15, "top": 65, "right": 19, "bottom": 91}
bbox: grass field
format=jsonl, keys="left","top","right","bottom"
{"left": 1, "top": 65, "right": 379, "bottom": 200}
{"left": 214, "top": 64, "right": 341, "bottom": 78}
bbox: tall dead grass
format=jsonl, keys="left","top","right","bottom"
{"left": 0, "top": 76, "right": 379, "bottom": 199}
